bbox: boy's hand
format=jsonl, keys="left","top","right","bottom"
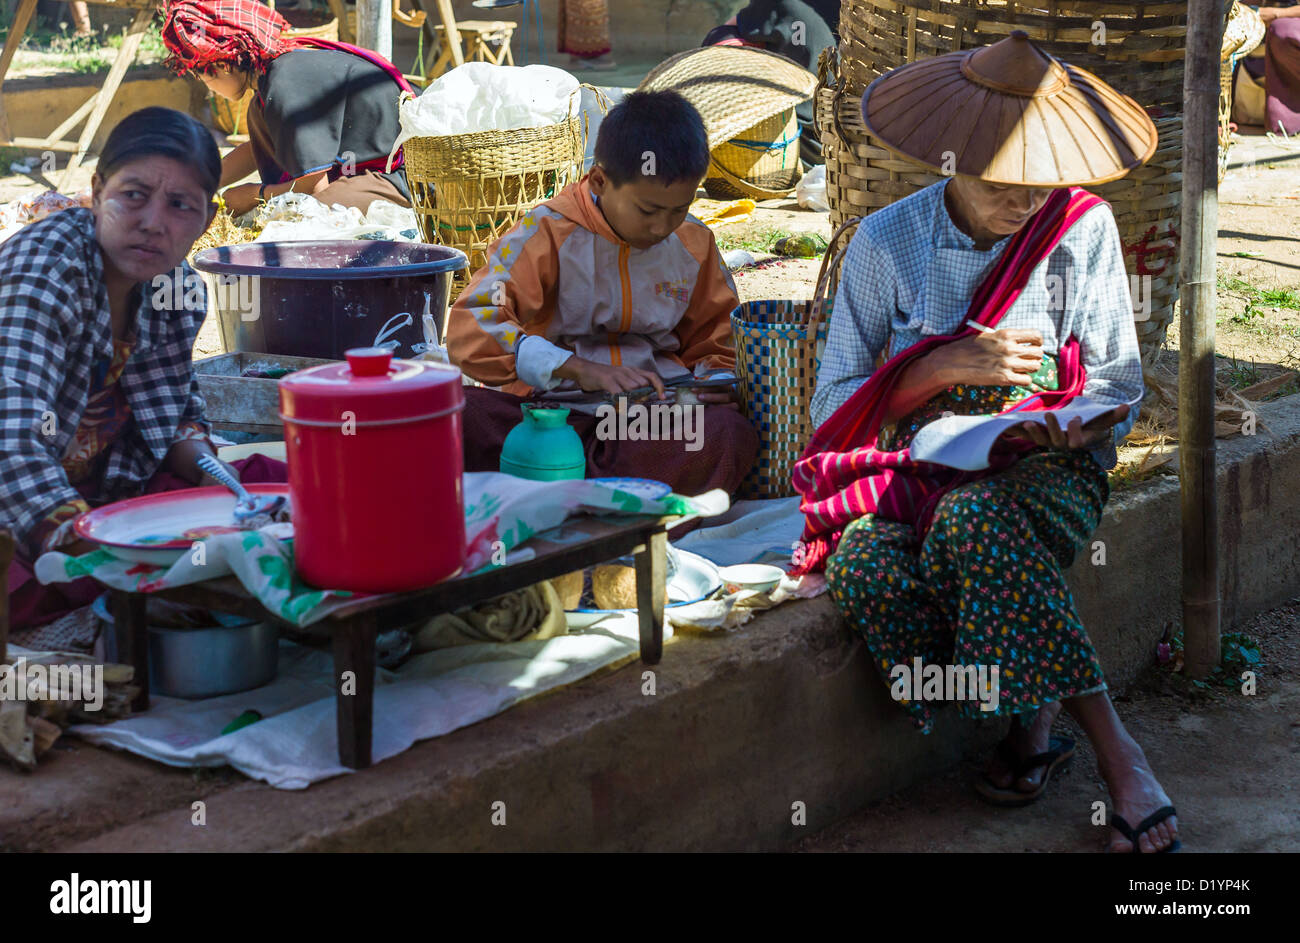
{"left": 556, "top": 355, "right": 667, "bottom": 397}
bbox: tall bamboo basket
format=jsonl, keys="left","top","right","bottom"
{"left": 819, "top": 4, "right": 1204, "bottom": 363}
{"left": 209, "top": 18, "right": 341, "bottom": 136}
{"left": 402, "top": 115, "right": 587, "bottom": 281}
{"left": 836, "top": 0, "right": 1197, "bottom": 110}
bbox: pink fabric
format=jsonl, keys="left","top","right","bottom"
{"left": 1266, "top": 18, "right": 1300, "bottom": 135}
{"left": 790, "top": 188, "right": 1105, "bottom": 575}
{"left": 7, "top": 455, "right": 288, "bottom": 631}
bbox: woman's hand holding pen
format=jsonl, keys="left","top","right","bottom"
{"left": 928, "top": 327, "right": 1045, "bottom": 388}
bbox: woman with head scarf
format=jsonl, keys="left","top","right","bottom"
{"left": 0, "top": 107, "right": 285, "bottom": 645}
{"left": 797, "top": 32, "right": 1179, "bottom": 853}
{"left": 160, "top": 0, "right": 413, "bottom": 217}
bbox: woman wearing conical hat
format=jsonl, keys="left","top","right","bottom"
{"left": 794, "top": 32, "right": 1178, "bottom": 853}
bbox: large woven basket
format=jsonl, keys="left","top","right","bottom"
{"left": 817, "top": 49, "right": 1181, "bottom": 363}
{"left": 705, "top": 107, "right": 803, "bottom": 200}
{"left": 209, "top": 18, "right": 340, "bottom": 135}
{"left": 403, "top": 113, "right": 587, "bottom": 280}
{"left": 837, "top": 0, "right": 1198, "bottom": 113}
{"left": 640, "top": 46, "right": 817, "bottom": 200}
{"left": 732, "top": 220, "right": 859, "bottom": 499}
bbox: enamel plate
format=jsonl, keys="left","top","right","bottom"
{"left": 74, "top": 485, "right": 292, "bottom": 566}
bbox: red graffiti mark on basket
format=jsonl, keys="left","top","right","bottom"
{"left": 1124, "top": 224, "right": 1181, "bottom": 277}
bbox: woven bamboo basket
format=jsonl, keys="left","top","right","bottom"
{"left": 705, "top": 107, "right": 804, "bottom": 201}
{"left": 732, "top": 219, "right": 860, "bottom": 498}
{"left": 402, "top": 114, "right": 587, "bottom": 280}
{"left": 836, "top": 0, "right": 1197, "bottom": 113}
{"left": 209, "top": 18, "right": 340, "bottom": 136}
{"left": 640, "top": 46, "right": 818, "bottom": 201}
{"left": 817, "top": 48, "right": 1182, "bottom": 362}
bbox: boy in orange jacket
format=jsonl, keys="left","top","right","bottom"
{"left": 446, "top": 90, "right": 758, "bottom": 496}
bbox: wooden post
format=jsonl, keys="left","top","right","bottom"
{"left": 1179, "top": 0, "right": 1223, "bottom": 679}
{"left": 110, "top": 591, "right": 150, "bottom": 712}
{"left": 356, "top": 0, "right": 393, "bottom": 60}
{"left": 634, "top": 531, "right": 667, "bottom": 665}
{"left": 332, "top": 613, "right": 377, "bottom": 769}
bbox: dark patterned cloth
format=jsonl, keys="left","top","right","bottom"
{"left": 161, "top": 0, "right": 292, "bottom": 75}
{"left": 0, "top": 208, "right": 210, "bottom": 556}
{"left": 825, "top": 382, "right": 1110, "bottom": 734}
{"left": 246, "top": 48, "right": 411, "bottom": 204}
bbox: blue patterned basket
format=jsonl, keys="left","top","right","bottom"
{"left": 731, "top": 301, "right": 831, "bottom": 498}
{"left": 729, "top": 218, "right": 861, "bottom": 499}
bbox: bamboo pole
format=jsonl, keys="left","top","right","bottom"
{"left": 357, "top": 0, "right": 393, "bottom": 59}
{"left": 1179, "top": 0, "right": 1223, "bottom": 679}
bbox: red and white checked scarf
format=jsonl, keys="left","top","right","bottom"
{"left": 789, "top": 187, "right": 1105, "bottom": 575}
{"left": 161, "top": 0, "right": 292, "bottom": 75}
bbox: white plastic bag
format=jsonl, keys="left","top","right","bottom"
{"left": 391, "top": 62, "right": 580, "bottom": 163}
{"left": 252, "top": 193, "right": 420, "bottom": 242}
{"left": 796, "top": 165, "right": 829, "bottom": 212}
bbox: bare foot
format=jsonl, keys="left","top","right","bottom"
{"left": 984, "top": 702, "right": 1062, "bottom": 793}
{"left": 1100, "top": 743, "right": 1179, "bottom": 853}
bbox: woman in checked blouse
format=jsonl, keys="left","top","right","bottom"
{"left": 793, "top": 33, "right": 1179, "bottom": 853}
{"left": 0, "top": 108, "right": 270, "bottom": 637}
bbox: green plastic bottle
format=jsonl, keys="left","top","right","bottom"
{"left": 499, "top": 404, "right": 586, "bottom": 481}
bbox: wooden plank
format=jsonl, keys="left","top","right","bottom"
{"left": 0, "top": 0, "right": 40, "bottom": 143}
{"left": 332, "top": 612, "right": 377, "bottom": 768}
{"left": 327, "top": 0, "right": 354, "bottom": 43}
{"left": 435, "top": 0, "right": 464, "bottom": 67}
{"left": 7, "top": 137, "right": 79, "bottom": 152}
{"left": 110, "top": 591, "right": 149, "bottom": 712}
{"left": 634, "top": 530, "right": 666, "bottom": 665}
{"left": 323, "top": 515, "right": 680, "bottom": 624}
{"left": 44, "top": 89, "right": 100, "bottom": 147}
{"left": 60, "top": 5, "right": 152, "bottom": 188}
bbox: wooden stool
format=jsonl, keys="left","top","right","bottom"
{"left": 428, "top": 19, "right": 516, "bottom": 75}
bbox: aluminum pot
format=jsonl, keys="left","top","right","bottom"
{"left": 92, "top": 596, "right": 279, "bottom": 699}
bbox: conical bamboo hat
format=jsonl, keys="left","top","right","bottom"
{"left": 861, "top": 30, "right": 1158, "bottom": 187}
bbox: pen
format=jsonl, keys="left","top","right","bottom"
{"left": 966, "top": 319, "right": 1038, "bottom": 348}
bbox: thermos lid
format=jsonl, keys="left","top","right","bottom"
{"left": 279, "top": 347, "right": 465, "bottom": 426}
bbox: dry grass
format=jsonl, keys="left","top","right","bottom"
{"left": 1111, "top": 360, "right": 1300, "bottom": 488}
{"left": 188, "top": 210, "right": 261, "bottom": 260}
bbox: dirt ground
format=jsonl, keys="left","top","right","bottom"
{"left": 794, "top": 597, "right": 1300, "bottom": 853}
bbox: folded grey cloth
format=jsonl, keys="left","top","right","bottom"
{"left": 412, "top": 581, "right": 568, "bottom": 651}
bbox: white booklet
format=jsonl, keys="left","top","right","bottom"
{"left": 908, "top": 396, "right": 1131, "bottom": 471}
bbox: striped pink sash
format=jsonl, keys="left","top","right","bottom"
{"left": 790, "top": 186, "right": 1105, "bottom": 575}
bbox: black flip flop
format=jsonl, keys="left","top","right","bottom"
{"left": 974, "top": 736, "right": 1076, "bottom": 807}
{"left": 1108, "top": 805, "right": 1182, "bottom": 853}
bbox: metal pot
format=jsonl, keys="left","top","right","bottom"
{"left": 92, "top": 596, "right": 279, "bottom": 699}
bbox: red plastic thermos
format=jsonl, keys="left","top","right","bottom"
{"left": 279, "top": 347, "right": 466, "bottom": 592}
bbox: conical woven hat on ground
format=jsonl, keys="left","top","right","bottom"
{"left": 638, "top": 46, "right": 817, "bottom": 149}
{"left": 861, "top": 30, "right": 1158, "bottom": 187}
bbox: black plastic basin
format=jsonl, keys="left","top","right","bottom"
{"left": 192, "top": 241, "right": 469, "bottom": 361}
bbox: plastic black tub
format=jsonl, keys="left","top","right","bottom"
{"left": 191, "top": 241, "right": 468, "bottom": 361}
